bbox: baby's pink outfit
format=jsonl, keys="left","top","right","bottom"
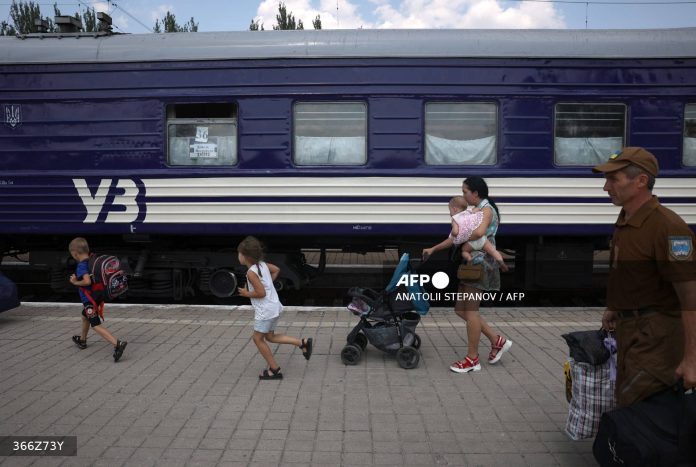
{"left": 449, "top": 210, "right": 484, "bottom": 245}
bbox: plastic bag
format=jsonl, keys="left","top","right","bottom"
{"left": 562, "top": 329, "right": 610, "bottom": 365}
{"left": 565, "top": 358, "right": 616, "bottom": 440}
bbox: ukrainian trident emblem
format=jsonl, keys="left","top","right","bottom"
{"left": 4, "top": 104, "right": 21, "bottom": 129}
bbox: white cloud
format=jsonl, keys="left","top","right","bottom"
{"left": 254, "top": 0, "right": 373, "bottom": 30}
{"left": 151, "top": 4, "right": 175, "bottom": 23}
{"left": 254, "top": 0, "right": 565, "bottom": 30}
{"left": 374, "top": 0, "right": 565, "bottom": 29}
{"left": 90, "top": 2, "right": 110, "bottom": 14}
{"left": 112, "top": 13, "right": 131, "bottom": 31}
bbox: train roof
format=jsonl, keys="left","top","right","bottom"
{"left": 1, "top": 28, "right": 696, "bottom": 64}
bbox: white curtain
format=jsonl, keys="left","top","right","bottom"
{"left": 425, "top": 134, "right": 496, "bottom": 165}
{"left": 295, "top": 136, "right": 365, "bottom": 165}
{"left": 554, "top": 137, "right": 623, "bottom": 166}
{"left": 684, "top": 137, "right": 696, "bottom": 167}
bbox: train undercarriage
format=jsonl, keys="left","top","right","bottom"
{"left": 1, "top": 233, "right": 610, "bottom": 302}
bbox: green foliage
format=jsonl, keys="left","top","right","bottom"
{"left": 274, "top": 2, "right": 299, "bottom": 30}
{"left": 154, "top": 11, "right": 198, "bottom": 33}
{"left": 83, "top": 8, "right": 97, "bottom": 32}
{"left": 9, "top": 0, "right": 42, "bottom": 34}
{"left": 163, "top": 11, "right": 178, "bottom": 32}
{"left": 269, "top": 3, "right": 317, "bottom": 31}
{"left": 184, "top": 17, "right": 198, "bottom": 32}
{"left": 6, "top": 1, "right": 101, "bottom": 34}
{"left": 0, "top": 20, "right": 17, "bottom": 36}
{"left": 249, "top": 18, "right": 264, "bottom": 31}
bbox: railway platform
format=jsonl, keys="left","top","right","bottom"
{"left": 0, "top": 303, "right": 600, "bottom": 466}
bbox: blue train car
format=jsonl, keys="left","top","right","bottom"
{"left": 1, "top": 29, "right": 695, "bottom": 297}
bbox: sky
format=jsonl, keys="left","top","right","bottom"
{"left": 1, "top": 0, "right": 695, "bottom": 33}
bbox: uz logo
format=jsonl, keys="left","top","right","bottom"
{"left": 73, "top": 178, "right": 139, "bottom": 223}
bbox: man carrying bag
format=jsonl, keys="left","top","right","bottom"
{"left": 591, "top": 148, "right": 696, "bottom": 466}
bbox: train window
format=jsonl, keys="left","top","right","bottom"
{"left": 684, "top": 104, "right": 696, "bottom": 166}
{"left": 293, "top": 102, "right": 367, "bottom": 165}
{"left": 554, "top": 103, "right": 625, "bottom": 165}
{"left": 425, "top": 103, "right": 497, "bottom": 165}
{"left": 166, "top": 103, "right": 237, "bottom": 166}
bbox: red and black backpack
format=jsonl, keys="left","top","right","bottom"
{"left": 82, "top": 253, "right": 129, "bottom": 304}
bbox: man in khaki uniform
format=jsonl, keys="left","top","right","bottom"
{"left": 593, "top": 147, "right": 696, "bottom": 407}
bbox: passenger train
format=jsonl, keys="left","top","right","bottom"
{"left": 1, "top": 28, "right": 695, "bottom": 298}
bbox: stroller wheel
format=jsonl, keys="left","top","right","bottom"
{"left": 396, "top": 347, "right": 420, "bottom": 369}
{"left": 354, "top": 332, "right": 368, "bottom": 350}
{"left": 412, "top": 333, "right": 421, "bottom": 349}
{"left": 347, "top": 331, "right": 368, "bottom": 350}
{"left": 341, "top": 344, "right": 362, "bottom": 365}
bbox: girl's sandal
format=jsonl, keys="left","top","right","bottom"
{"left": 300, "top": 338, "right": 313, "bottom": 360}
{"left": 259, "top": 367, "right": 283, "bottom": 380}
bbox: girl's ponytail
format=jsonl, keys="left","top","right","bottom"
{"left": 238, "top": 236, "right": 266, "bottom": 277}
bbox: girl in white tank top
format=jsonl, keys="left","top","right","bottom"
{"left": 237, "top": 236, "right": 314, "bottom": 380}
{"left": 246, "top": 261, "right": 282, "bottom": 320}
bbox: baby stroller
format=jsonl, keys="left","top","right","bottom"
{"left": 341, "top": 253, "right": 429, "bottom": 369}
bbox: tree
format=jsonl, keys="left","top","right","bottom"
{"left": 0, "top": 21, "right": 17, "bottom": 36}
{"left": 153, "top": 11, "right": 198, "bottom": 32}
{"left": 273, "top": 2, "right": 300, "bottom": 30}
{"left": 5, "top": 1, "right": 102, "bottom": 34}
{"left": 82, "top": 8, "right": 97, "bottom": 32}
{"left": 9, "top": 0, "right": 42, "bottom": 34}
{"left": 163, "top": 11, "right": 178, "bottom": 32}
{"left": 253, "top": 2, "right": 316, "bottom": 32}
{"left": 184, "top": 17, "right": 198, "bottom": 32}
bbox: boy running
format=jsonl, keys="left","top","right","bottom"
{"left": 69, "top": 237, "right": 127, "bottom": 362}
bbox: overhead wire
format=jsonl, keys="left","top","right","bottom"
{"left": 109, "top": 2, "right": 153, "bottom": 32}
{"left": 0, "top": 0, "right": 153, "bottom": 33}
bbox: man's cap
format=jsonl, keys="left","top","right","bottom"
{"left": 592, "top": 147, "right": 659, "bottom": 177}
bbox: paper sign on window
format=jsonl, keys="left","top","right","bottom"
{"left": 189, "top": 137, "right": 218, "bottom": 159}
{"left": 195, "top": 126, "right": 209, "bottom": 143}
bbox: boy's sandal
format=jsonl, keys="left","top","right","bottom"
{"left": 300, "top": 337, "right": 313, "bottom": 360}
{"left": 72, "top": 335, "right": 87, "bottom": 349}
{"left": 259, "top": 367, "right": 283, "bottom": 380}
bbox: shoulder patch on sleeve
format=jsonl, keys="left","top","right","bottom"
{"left": 668, "top": 236, "right": 692, "bottom": 261}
